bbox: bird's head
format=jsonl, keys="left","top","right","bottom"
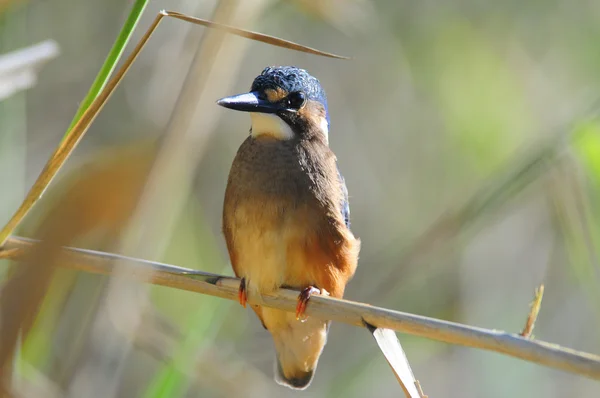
{"left": 217, "top": 66, "right": 330, "bottom": 142}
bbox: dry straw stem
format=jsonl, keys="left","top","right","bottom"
{"left": 4, "top": 236, "right": 600, "bottom": 381}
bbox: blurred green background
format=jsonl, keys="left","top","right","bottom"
{"left": 1, "top": 0, "right": 600, "bottom": 397}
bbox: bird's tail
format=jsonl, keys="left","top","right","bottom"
{"left": 274, "top": 357, "right": 315, "bottom": 390}
{"left": 267, "top": 308, "right": 330, "bottom": 390}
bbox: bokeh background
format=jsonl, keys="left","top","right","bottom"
{"left": 1, "top": 0, "right": 600, "bottom": 397}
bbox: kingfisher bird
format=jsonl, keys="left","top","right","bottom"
{"left": 218, "top": 66, "right": 360, "bottom": 390}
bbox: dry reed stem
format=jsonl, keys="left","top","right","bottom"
{"left": 3, "top": 235, "right": 600, "bottom": 381}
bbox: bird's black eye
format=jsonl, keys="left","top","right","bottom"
{"left": 286, "top": 91, "right": 306, "bottom": 110}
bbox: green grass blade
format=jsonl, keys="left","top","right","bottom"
{"left": 64, "top": 0, "right": 149, "bottom": 137}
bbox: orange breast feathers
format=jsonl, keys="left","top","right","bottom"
{"left": 283, "top": 207, "right": 359, "bottom": 298}
{"left": 223, "top": 195, "right": 360, "bottom": 300}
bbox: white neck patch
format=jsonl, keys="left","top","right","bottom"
{"left": 319, "top": 116, "right": 329, "bottom": 144}
{"left": 249, "top": 113, "right": 330, "bottom": 144}
{"left": 250, "top": 113, "right": 294, "bottom": 140}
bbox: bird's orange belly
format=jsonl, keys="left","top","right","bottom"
{"left": 230, "top": 200, "right": 335, "bottom": 297}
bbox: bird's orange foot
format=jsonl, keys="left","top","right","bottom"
{"left": 296, "top": 286, "right": 322, "bottom": 321}
{"left": 238, "top": 277, "right": 248, "bottom": 308}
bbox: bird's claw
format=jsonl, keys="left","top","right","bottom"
{"left": 238, "top": 277, "right": 248, "bottom": 308}
{"left": 296, "top": 286, "right": 321, "bottom": 321}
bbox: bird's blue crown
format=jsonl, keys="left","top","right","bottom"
{"left": 251, "top": 66, "right": 329, "bottom": 122}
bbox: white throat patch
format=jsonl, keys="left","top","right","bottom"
{"left": 250, "top": 113, "right": 294, "bottom": 140}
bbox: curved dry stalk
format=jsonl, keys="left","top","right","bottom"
{"left": 0, "top": 9, "right": 348, "bottom": 247}
{"left": 3, "top": 235, "right": 600, "bottom": 381}
{"left": 163, "top": 11, "right": 349, "bottom": 59}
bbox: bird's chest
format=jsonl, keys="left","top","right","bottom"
{"left": 224, "top": 139, "right": 327, "bottom": 293}
{"left": 226, "top": 138, "right": 321, "bottom": 216}
{"left": 229, "top": 201, "right": 294, "bottom": 294}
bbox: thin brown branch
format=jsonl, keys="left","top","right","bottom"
{"left": 3, "top": 236, "right": 600, "bottom": 381}
{"left": 520, "top": 284, "right": 544, "bottom": 338}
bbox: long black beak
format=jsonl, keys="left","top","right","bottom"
{"left": 217, "top": 91, "right": 281, "bottom": 113}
